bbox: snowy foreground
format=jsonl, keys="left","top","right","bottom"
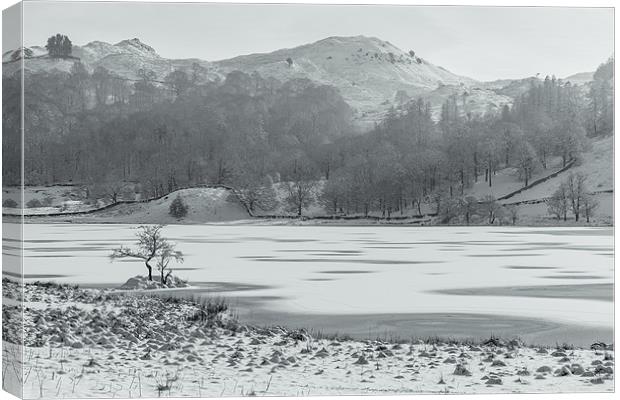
{"left": 2, "top": 281, "right": 614, "bottom": 397}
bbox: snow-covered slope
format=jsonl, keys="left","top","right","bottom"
{"left": 3, "top": 35, "right": 597, "bottom": 127}
{"left": 563, "top": 71, "right": 595, "bottom": 86}
{"left": 215, "top": 36, "right": 479, "bottom": 124}
{"left": 424, "top": 84, "right": 513, "bottom": 117}
{"left": 66, "top": 188, "right": 250, "bottom": 224}
{"left": 3, "top": 38, "right": 218, "bottom": 83}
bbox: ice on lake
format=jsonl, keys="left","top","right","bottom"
{"left": 8, "top": 224, "right": 614, "bottom": 345}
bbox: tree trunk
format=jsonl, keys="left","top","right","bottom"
{"left": 145, "top": 261, "right": 153, "bottom": 281}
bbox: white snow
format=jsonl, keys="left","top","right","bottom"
{"left": 16, "top": 224, "right": 613, "bottom": 335}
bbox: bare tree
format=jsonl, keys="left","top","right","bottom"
{"left": 438, "top": 196, "right": 461, "bottom": 224}
{"left": 234, "top": 171, "right": 278, "bottom": 213}
{"left": 506, "top": 205, "right": 519, "bottom": 225}
{"left": 90, "top": 179, "right": 132, "bottom": 204}
{"left": 155, "top": 246, "right": 184, "bottom": 285}
{"left": 513, "top": 139, "right": 537, "bottom": 187}
{"left": 547, "top": 183, "right": 569, "bottom": 221}
{"left": 582, "top": 194, "right": 599, "bottom": 223}
{"left": 110, "top": 225, "right": 182, "bottom": 281}
{"left": 285, "top": 163, "right": 317, "bottom": 217}
{"left": 459, "top": 196, "right": 478, "bottom": 225}
{"left": 480, "top": 195, "right": 500, "bottom": 224}
{"left": 566, "top": 172, "right": 587, "bottom": 222}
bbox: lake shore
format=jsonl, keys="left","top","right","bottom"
{"left": 2, "top": 280, "right": 614, "bottom": 397}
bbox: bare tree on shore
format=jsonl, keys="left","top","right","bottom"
{"left": 110, "top": 225, "right": 183, "bottom": 281}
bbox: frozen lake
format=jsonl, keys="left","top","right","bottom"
{"left": 6, "top": 224, "right": 614, "bottom": 345}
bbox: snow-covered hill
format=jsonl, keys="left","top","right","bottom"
{"left": 1, "top": 35, "right": 597, "bottom": 127}
{"left": 214, "top": 36, "right": 479, "bottom": 124}
{"left": 3, "top": 38, "right": 219, "bottom": 83}
{"left": 563, "top": 71, "right": 595, "bottom": 86}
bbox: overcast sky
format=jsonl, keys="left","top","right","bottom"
{"left": 21, "top": 2, "right": 613, "bottom": 81}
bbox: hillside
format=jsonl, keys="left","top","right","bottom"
{"left": 3, "top": 38, "right": 219, "bottom": 83}
{"left": 472, "top": 136, "right": 613, "bottom": 225}
{"left": 215, "top": 36, "right": 479, "bottom": 124}
{"left": 3, "top": 35, "right": 548, "bottom": 126}
{"left": 506, "top": 136, "right": 613, "bottom": 203}
{"left": 564, "top": 71, "right": 595, "bottom": 86}
{"left": 14, "top": 188, "right": 251, "bottom": 224}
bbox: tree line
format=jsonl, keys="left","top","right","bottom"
{"left": 2, "top": 52, "right": 613, "bottom": 223}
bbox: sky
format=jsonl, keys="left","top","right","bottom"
{"left": 20, "top": 1, "right": 614, "bottom": 81}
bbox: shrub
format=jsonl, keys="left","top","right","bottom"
{"left": 169, "top": 195, "right": 188, "bottom": 219}
{"left": 188, "top": 297, "right": 229, "bottom": 323}
{"left": 26, "top": 199, "right": 43, "bottom": 208}
{"left": 2, "top": 199, "right": 18, "bottom": 208}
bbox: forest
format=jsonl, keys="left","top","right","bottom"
{"left": 2, "top": 56, "right": 614, "bottom": 219}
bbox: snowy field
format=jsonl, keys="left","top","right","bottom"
{"left": 2, "top": 281, "right": 614, "bottom": 398}
{"left": 4, "top": 224, "right": 613, "bottom": 346}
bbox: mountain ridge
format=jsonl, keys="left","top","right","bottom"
{"left": 3, "top": 35, "right": 597, "bottom": 126}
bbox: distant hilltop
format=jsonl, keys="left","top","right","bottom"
{"left": 4, "top": 34, "right": 599, "bottom": 125}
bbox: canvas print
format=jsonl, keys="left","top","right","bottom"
{"left": 1, "top": 1, "right": 615, "bottom": 398}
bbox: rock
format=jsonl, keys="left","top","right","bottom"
{"left": 315, "top": 348, "right": 329, "bottom": 358}
{"left": 551, "top": 351, "right": 567, "bottom": 357}
{"left": 491, "top": 360, "right": 507, "bottom": 367}
{"left": 555, "top": 366, "right": 572, "bottom": 376}
{"left": 536, "top": 366, "right": 552, "bottom": 373}
{"left": 353, "top": 355, "right": 369, "bottom": 365}
{"left": 119, "top": 275, "right": 189, "bottom": 290}
{"left": 570, "top": 364, "right": 585, "bottom": 375}
{"left": 486, "top": 377, "right": 502, "bottom": 385}
{"left": 594, "top": 365, "right": 613, "bottom": 374}
{"left": 591, "top": 342, "right": 612, "bottom": 351}
{"left": 483, "top": 337, "right": 506, "bottom": 347}
{"left": 590, "top": 377, "right": 605, "bottom": 384}
{"left": 453, "top": 364, "right": 472, "bottom": 376}
{"left": 536, "top": 348, "right": 548, "bottom": 354}
{"left": 516, "top": 368, "right": 530, "bottom": 376}
{"left": 507, "top": 339, "right": 523, "bottom": 348}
